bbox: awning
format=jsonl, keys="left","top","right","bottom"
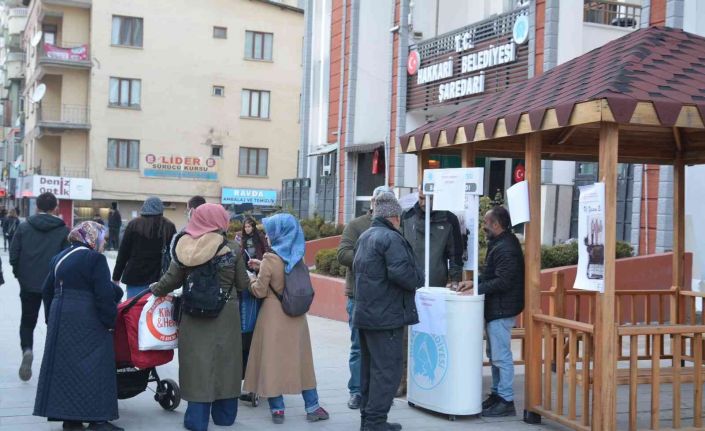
{"left": 344, "top": 141, "right": 384, "bottom": 153}
{"left": 307, "top": 143, "right": 338, "bottom": 157}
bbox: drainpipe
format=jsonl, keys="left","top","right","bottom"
{"left": 334, "top": 0, "right": 347, "bottom": 223}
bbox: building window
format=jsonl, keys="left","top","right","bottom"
{"left": 107, "top": 139, "right": 140, "bottom": 169}
{"left": 109, "top": 77, "right": 141, "bottom": 107}
{"left": 212, "top": 86, "right": 225, "bottom": 97}
{"left": 112, "top": 16, "right": 143, "bottom": 47}
{"left": 43, "top": 24, "right": 57, "bottom": 45}
{"left": 211, "top": 145, "right": 223, "bottom": 157}
{"left": 239, "top": 147, "right": 268, "bottom": 177}
{"left": 245, "top": 31, "right": 273, "bottom": 60}
{"left": 241, "top": 89, "right": 270, "bottom": 119}
{"left": 213, "top": 26, "right": 227, "bottom": 39}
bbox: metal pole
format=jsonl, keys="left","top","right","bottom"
{"left": 425, "top": 197, "right": 430, "bottom": 288}
{"left": 473, "top": 195, "right": 479, "bottom": 296}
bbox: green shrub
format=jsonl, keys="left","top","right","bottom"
{"left": 319, "top": 222, "right": 338, "bottom": 238}
{"left": 616, "top": 241, "right": 634, "bottom": 259}
{"left": 338, "top": 265, "right": 347, "bottom": 277}
{"left": 315, "top": 248, "right": 337, "bottom": 274}
{"left": 302, "top": 225, "right": 319, "bottom": 241}
{"left": 540, "top": 240, "right": 634, "bottom": 269}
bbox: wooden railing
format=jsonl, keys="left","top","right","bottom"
{"left": 532, "top": 314, "right": 594, "bottom": 431}
{"left": 617, "top": 324, "right": 705, "bottom": 430}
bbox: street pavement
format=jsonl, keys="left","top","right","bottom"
{"left": 0, "top": 249, "right": 563, "bottom": 431}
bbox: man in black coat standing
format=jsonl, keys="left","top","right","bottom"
{"left": 458, "top": 205, "right": 525, "bottom": 417}
{"left": 353, "top": 192, "right": 424, "bottom": 431}
{"left": 107, "top": 202, "right": 122, "bottom": 251}
{"left": 10, "top": 192, "right": 70, "bottom": 381}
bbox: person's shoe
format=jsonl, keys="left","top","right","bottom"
{"left": 86, "top": 422, "right": 124, "bottom": 431}
{"left": 19, "top": 350, "right": 32, "bottom": 381}
{"left": 63, "top": 422, "right": 84, "bottom": 430}
{"left": 482, "top": 398, "right": 516, "bottom": 417}
{"left": 306, "top": 407, "right": 330, "bottom": 422}
{"left": 348, "top": 394, "right": 362, "bottom": 409}
{"left": 385, "top": 423, "right": 402, "bottom": 431}
{"left": 482, "top": 393, "right": 501, "bottom": 410}
{"left": 239, "top": 392, "right": 254, "bottom": 403}
{"left": 271, "top": 411, "right": 285, "bottom": 425}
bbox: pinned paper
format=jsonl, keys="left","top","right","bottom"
{"left": 506, "top": 181, "right": 530, "bottom": 226}
{"left": 413, "top": 291, "right": 447, "bottom": 336}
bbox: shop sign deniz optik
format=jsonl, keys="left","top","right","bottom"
{"left": 407, "top": 12, "right": 529, "bottom": 109}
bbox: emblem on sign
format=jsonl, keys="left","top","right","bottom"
{"left": 407, "top": 50, "right": 420, "bottom": 75}
{"left": 513, "top": 15, "right": 529, "bottom": 45}
{"left": 411, "top": 332, "right": 449, "bottom": 390}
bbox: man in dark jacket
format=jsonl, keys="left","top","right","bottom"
{"left": 107, "top": 202, "right": 122, "bottom": 250}
{"left": 458, "top": 205, "right": 525, "bottom": 417}
{"left": 336, "top": 185, "right": 391, "bottom": 410}
{"left": 353, "top": 192, "right": 424, "bottom": 431}
{"left": 9, "top": 192, "right": 69, "bottom": 381}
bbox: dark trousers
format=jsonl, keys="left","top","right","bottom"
{"left": 184, "top": 399, "right": 238, "bottom": 431}
{"left": 20, "top": 291, "right": 43, "bottom": 351}
{"left": 242, "top": 332, "right": 253, "bottom": 377}
{"left": 108, "top": 228, "right": 120, "bottom": 250}
{"left": 359, "top": 327, "right": 404, "bottom": 431}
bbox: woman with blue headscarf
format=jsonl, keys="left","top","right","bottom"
{"left": 243, "top": 213, "right": 329, "bottom": 425}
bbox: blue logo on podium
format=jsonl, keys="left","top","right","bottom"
{"left": 411, "top": 331, "right": 449, "bottom": 390}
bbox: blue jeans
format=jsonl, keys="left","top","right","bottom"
{"left": 267, "top": 389, "right": 319, "bottom": 414}
{"left": 486, "top": 317, "right": 516, "bottom": 402}
{"left": 126, "top": 284, "right": 149, "bottom": 299}
{"left": 184, "top": 398, "right": 238, "bottom": 431}
{"left": 347, "top": 297, "right": 361, "bottom": 396}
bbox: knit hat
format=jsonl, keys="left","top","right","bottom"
{"left": 373, "top": 192, "right": 402, "bottom": 219}
{"left": 141, "top": 196, "right": 164, "bottom": 216}
{"left": 372, "top": 185, "right": 393, "bottom": 199}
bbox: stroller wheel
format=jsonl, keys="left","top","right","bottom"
{"left": 156, "top": 378, "right": 181, "bottom": 411}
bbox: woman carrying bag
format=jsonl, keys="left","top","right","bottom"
{"left": 34, "top": 221, "right": 124, "bottom": 431}
{"left": 150, "top": 204, "right": 250, "bottom": 431}
{"left": 244, "top": 213, "right": 329, "bottom": 425}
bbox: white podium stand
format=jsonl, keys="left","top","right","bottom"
{"left": 407, "top": 287, "right": 485, "bottom": 420}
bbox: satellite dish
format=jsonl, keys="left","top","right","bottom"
{"left": 31, "top": 31, "right": 43, "bottom": 47}
{"left": 32, "top": 84, "right": 46, "bottom": 103}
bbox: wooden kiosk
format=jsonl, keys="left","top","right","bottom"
{"left": 400, "top": 27, "right": 705, "bottom": 430}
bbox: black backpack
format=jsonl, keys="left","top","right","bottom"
{"left": 270, "top": 259, "right": 314, "bottom": 317}
{"left": 181, "top": 240, "right": 234, "bottom": 318}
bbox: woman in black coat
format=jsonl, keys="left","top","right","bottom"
{"left": 34, "top": 221, "right": 125, "bottom": 431}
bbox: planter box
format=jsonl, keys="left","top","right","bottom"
{"left": 310, "top": 272, "right": 347, "bottom": 322}
{"left": 305, "top": 235, "right": 342, "bottom": 267}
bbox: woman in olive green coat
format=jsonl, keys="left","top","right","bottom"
{"left": 151, "top": 204, "right": 249, "bottom": 431}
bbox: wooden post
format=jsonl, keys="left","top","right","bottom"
{"left": 417, "top": 151, "right": 429, "bottom": 188}
{"left": 462, "top": 145, "right": 476, "bottom": 281}
{"left": 523, "top": 133, "right": 542, "bottom": 424}
{"left": 673, "top": 151, "right": 685, "bottom": 323}
{"left": 592, "top": 122, "right": 619, "bottom": 430}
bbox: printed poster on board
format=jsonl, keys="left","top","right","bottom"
{"left": 574, "top": 183, "right": 605, "bottom": 292}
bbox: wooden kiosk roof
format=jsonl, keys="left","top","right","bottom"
{"left": 403, "top": 27, "right": 705, "bottom": 430}
{"left": 401, "top": 26, "right": 705, "bottom": 165}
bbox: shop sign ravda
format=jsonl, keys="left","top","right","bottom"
{"left": 143, "top": 154, "right": 218, "bottom": 181}
{"left": 406, "top": 9, "right": 529, "bottom": 110}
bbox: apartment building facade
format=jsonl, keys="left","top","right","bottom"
{"left": 20, "top": 0, "right": 303, "bottom": 227}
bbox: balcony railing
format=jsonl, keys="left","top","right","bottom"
{"left": 584, "top": 0, "right": 641, "bottom": 28}
{"left": 6, "top": 52, "right": 25, "bottom": 63}
{"left": 39, "top": 167, "right": 89, "bottom": 178}
{"left": 38, "top": 42, "right": 91, "bottom": 68}
{"left": 8, "top": 8, "right": 28, "bottom": 18}
{"left": 38, "top": 104, "right": 90, "bottom": 128}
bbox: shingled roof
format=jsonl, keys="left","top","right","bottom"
{"left": 400, "top": 26, "right": 705, "bottom": 153}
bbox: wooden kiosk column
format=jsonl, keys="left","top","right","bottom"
{"left": 592, "top": 123, "right": 619, "bottom": 430}
{"left": 523, "top": 133, "right": 543, "bottom": 423}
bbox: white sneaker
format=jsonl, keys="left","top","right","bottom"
{"left": 19, "top": 350, "right": 33, "bottom": 381}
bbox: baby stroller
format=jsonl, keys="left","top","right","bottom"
{"left": 114, "top": 289, "right": 181, "bottom": 411}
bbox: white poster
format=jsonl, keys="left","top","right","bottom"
{"left": 506, "top": 180, "right": 530, "bottom": 225}
{"left": 574, "top": 182, "right": 606, "bottom": 292}
{"left": 464, "top": 193, "right": 479, "bottom": 270}
{"left": 413, "top": 290, "right": 447, "bottom": 336}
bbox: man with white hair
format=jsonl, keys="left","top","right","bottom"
{"left": 353, "top": 192, "right": 424, "bottom": 431}
{"left": 336, "top": 185, "right": 392, "bottom": 410}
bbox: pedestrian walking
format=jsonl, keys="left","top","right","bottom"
{"left": 456, "top": 206, "right": 525, "bottom": 417}
{"left": 150, "top": 203, "right": 250, "bottom": 431}
{"left": 243, "top": 213, "right": 330, "bottom": 425}
{"left": 3, "top": 208, "right": 20, "bottom": 251}
{"left": 112, "top": 197, "right": 176, "bottom": 299}
{"left": 34, "top": 221, "right": 124, "bottom": 431}
{"left": 353, "top": 192, "right": 424, "bottom": 431}
{"left": 9, "top": 192, "right": 70, "bottom": 381}
{"left": 238, "top": 217, "right": 267, "bottom": 405}
{"left": 336, "top": 185, "right": 392, "bottom": 410}
{"left": 107, "top": 202, "right": 122, "bottom": 251}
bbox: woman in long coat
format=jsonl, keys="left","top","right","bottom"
{"left": 244, "top": 213, "right": 329, "bottom": 425}
{"left": 150, "top": 204, "right": 250, "bottom": 431}
{"left": 34, "top": 221, "right": 124, "bottom": 431}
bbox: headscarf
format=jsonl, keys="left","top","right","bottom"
{"left": 141, "top": 196, "right": 164, "bottom": 216}
{"left": 262, "top": 213, "right": 305, "bottom": 274}
{"left": 184, "top": 203, "right": 230, "bottom": 238}
{"left": 68, "top": 221, "right": 106, "bottom": 250}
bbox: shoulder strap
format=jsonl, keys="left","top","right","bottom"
{"left": 54, "top": 246, "right": 88, "bottom": 277}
